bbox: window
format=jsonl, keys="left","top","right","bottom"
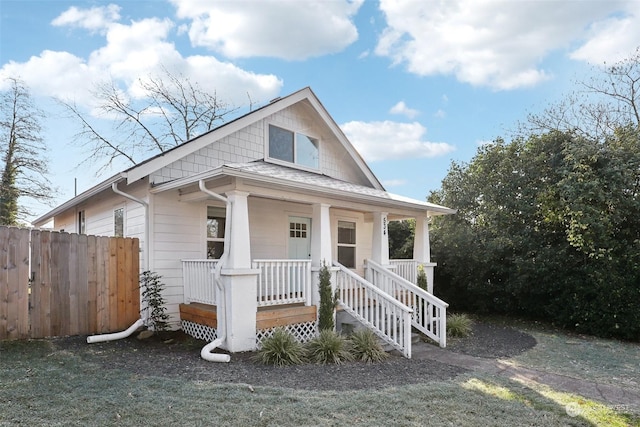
{"left": 207, "top": 207, "right": 226, "bottom": 259}
{"left": 78, "top": 210, "right": 86, "bottom": 234}
{"left": 289, "top": 221, "right": 308, "bottom": 238}
{"left": 268, "top": 124, "right": 319, "bottom": 169}
{"left": 114, "top": 208, "right": 124, "bottom": 237}
{"left": 337, "top": 221, "right": 356, "bottom": 268}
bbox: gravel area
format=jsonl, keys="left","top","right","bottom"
{"left": 50, "top": 319, "right": 536, "bottom": 391}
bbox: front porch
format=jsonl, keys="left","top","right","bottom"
{"left": 179, "top": 258, "right": 446, "bottom": 357}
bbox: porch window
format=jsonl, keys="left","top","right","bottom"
{"left": 337, "top": 221, "right": 356, "bottom": 268}
{"left": 114, "top": 208, "right": 124, "bottom": 237}
{"left": 268, "top": 124, "right": 319, "bottom": 169}
{"left": 207, "top": 206, "right": 226, "bottom": 259}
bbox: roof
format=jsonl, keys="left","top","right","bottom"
{"left": 32, "top": 87, "right": 454, "bottom": 226}
{"left": 152, "top": 160, "right": 456, "bottom": 215}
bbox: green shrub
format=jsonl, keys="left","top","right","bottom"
{"left": 139, "top": 271, "right": 170, "bottom": 335}
{"left": 254, "top": 328, "right": 306, "bottom": 366}
{"left": 417, "top": 264, "right": 428, "bottom": 291}
{"left": 318, "top": 263, "right": 338, "bottom": 331}
{"left": 306, "top": 330, "right": 353, "bottom": 365}
{"left": 447, "top": 313, "right": 473, "bottom": 338}
{"left": 349, "top": 329, "right": 388, "bottom": 363}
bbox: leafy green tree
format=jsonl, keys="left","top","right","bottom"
{"left": 0, "top": 77, "right": 53, "bottom": 225}
{"left": 429, "top": 129, "right": 640, "bottom": 340}
{"left": 388, "top": 219, "right": 414, "bottom": 259}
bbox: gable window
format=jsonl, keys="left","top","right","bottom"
{"left": 78, "top": 210, "right": 86, "bottom": 234}
{"left": 207, "top": 206, "right": 226, "bottom": 259}
{"left": 114, "top": 208, "right": 124, "bottom": 237}
{"left": 268, "top": 124, "right": 319, "bottom": 169}
{"left": 337, "top": 221, "right": 356, "bottom": 268}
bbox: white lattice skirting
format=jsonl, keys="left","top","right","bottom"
{"left": 182, "top": 320, "right": 218, "bottom": 343}
{"left": 182, "top": 319, "right": 318, "bottom": 348}
{"left": 256, "top": 320, "right": 318, "bottom": 348}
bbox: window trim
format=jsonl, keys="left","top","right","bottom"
{"left": 337, "top": 220, "right": 356, "bottom": 269}
{"left": 77, "top": 210, "right": 86, "bottom": 234}
{"left": 266, "top": 123, "right": 320, "bottom": 171}
{"left": 206, "top": 205, "right": 226, "bottom": 260}
{"left": 113, "top": 206, "right": 125, "bottom": 237}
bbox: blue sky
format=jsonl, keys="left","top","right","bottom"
{"left": 1, "top": 0, "right": 639, "bottom": 221}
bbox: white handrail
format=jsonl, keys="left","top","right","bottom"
{"left": 182, "top": 259, "right": 219, "bottom": 306}
{"left": 365, "top": 259, "right": 448, "bottom": 348}
{"left": 253, "top": 259, "right": 312, "bottom": 307}
{"left": 333, "top": 261, "right": 413, "bottom": 358}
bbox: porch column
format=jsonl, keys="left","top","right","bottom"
{"left": 311, "top": 203, "right": 332, "bottom": 267}
{"left": 311, "top": 203, "right": 332, "bottom": 307}
{"left": 414, "top": 215, "right": 437, "bottom": 293}
{"left": 371, "top": 211, "right": 390, "bottom": 266}
{"left": 220, "top": 190, "right": 259, "bottom": 352}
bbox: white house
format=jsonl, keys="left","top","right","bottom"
{"left": 33, "top": 87, "right": 454, "bottom": 358}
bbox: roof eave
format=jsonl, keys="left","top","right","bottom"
{"left": 150, "top": 166, "right": 455, "bottom": 215}
{"left": 31, "top": 173, "right": 127, "bottom": 227}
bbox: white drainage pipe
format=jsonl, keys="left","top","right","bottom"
{"left": 200, "top": 338, "right": 231, "bottom": 363}
{"left": 86, "top": 319, "right": 144, "bottom": 344}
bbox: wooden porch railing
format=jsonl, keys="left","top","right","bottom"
{"left": 334, "top": 261, "right": 413, "bottom": 358}
{"left": 182, "top": 259, "right": 219, "bottom": 305}
{"left": 366, "top": 259, "right": 448, "bottom": 348}
{"left": 182, "top": 259, "right": 312, "bottom": 308}
{"left": 254, "top": 259, "right": 312, "bottom": 307}
{"left": 389, "top": 259, "right": 437, "bottom": 293}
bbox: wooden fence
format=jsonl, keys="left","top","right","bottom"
{"left": 0, "top": 226, "right": 140, "bottom": 340}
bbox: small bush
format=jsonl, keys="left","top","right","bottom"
{"left": 318, "top": 263, "right": 338, "bottom": 331}
{"left": 417, "top": 264, "right": 428, "bottom": 291}
{"left": 447, "top": 313, "right": 473, "bottom": 338}
{"left": 139, "top": 271, "right": 170, "bottom": 335}
{"left": 349, "top": 329, "right": 388, "bottom": 363}
{"left": 254, "top": 328, "right": 306, "bottom": 366}
{"left": 306, "top": 330, "right": 353, "bottom": 365}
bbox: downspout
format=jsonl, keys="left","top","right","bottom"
{"left": 197, "top": 179, "right": 231, "bottom": 363}
{"left": 87, "top": 180, "right": 149, "bottom": 344}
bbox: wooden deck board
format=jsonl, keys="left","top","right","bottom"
{"left": 179, "top": 302, "right": 317, "bottom": 330}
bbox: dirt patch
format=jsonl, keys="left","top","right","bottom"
{"left": 50, "top": 319, "right": 536, "bottom": 391}
{"left": 446, "top": 320, "right": 538, "bottom": 358}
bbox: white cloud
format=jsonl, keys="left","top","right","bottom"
{"left": 434, "top": 109, "right": 446, "bottom": 119}
{"left": 170, "top": 0, "right": 363, "bottom": 60}
{"left": 389, "top": 101, "right": 419, "bottom": 119}
{"left": 375, "top": 0, "right": 637, "bottom": 90}
{"left": 1, "top": 6, "right": 282, "bottom": 109}
{"left": 569, "top": 12, "right": 640, "bottom": 64}
{"left": 341, "top": 120, "right": 455, "bottom": 162}
{"left": 51, "top": 4, "right": 121, "bottom": 32}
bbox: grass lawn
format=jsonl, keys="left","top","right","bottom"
{"left": 1, "top": 321, "right": 639, "bottom": 426}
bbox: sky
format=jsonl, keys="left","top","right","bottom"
{"left": 1, "top": 0, "right": 639, "bottom": 222}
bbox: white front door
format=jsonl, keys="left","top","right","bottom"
{"left": 288, "top": 216, "right": 311, "bottom": 259}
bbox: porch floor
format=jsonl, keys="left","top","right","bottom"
{"left": 179, "top": 302, "right": 317, "bottom": 330}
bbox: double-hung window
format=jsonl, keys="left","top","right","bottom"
{"left": 207, "top": 207, "right": 226, "bottom": 259}
{"left": 337, "top": 221, "right": 356, "bottom": 268}
{"left": 268, "top": 124, "right": 319, "bottom": 169}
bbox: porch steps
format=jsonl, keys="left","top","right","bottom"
{"left": 179, "top": 302, "right": 316, "bottom": 331}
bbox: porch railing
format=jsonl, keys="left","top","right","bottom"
{"left": 182, "top": 259, "right": 219, "bottom": 305}
{"left": 253, "top": 259, "right": 312, "bottom": 307}
{"left": 334, "top": 261, "right": 413, "bottom": 358}
{"left": 389, "top": 259, "right": 418, "bottom": 283}
{"left": 366, "top": 259, "right": 448, "bottom": 347}
{"left": 389, "top": 259, "right": 437, "bottom": 293}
